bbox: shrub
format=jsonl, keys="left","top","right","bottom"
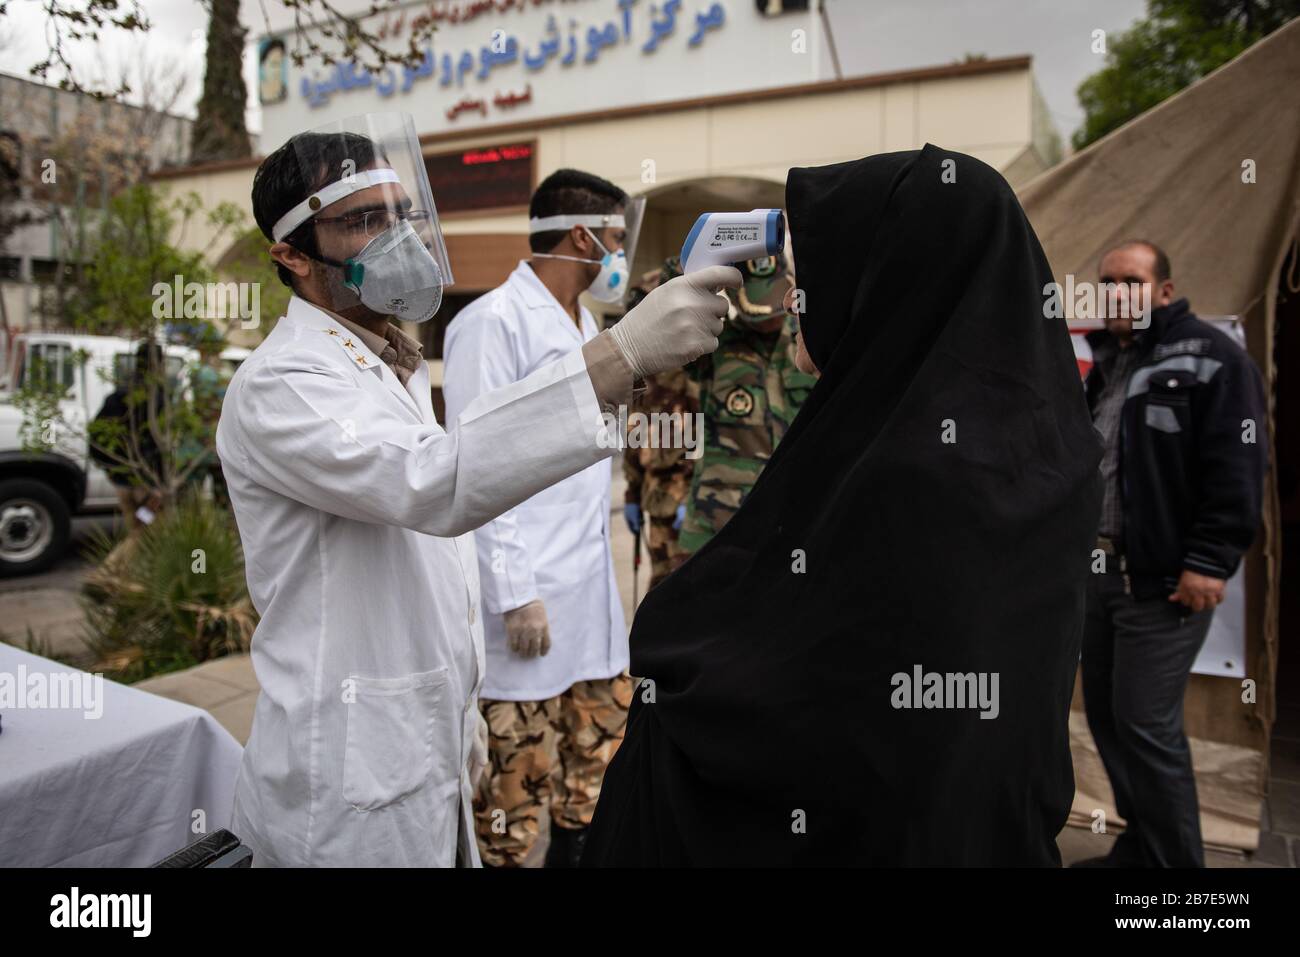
{"left": 81, "top": 494, "right": 255, "bottom": 683}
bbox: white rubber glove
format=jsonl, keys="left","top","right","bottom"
{"left": 468, "top": 708, "right": 489, "bottom": 790}
{"left": 503, "top": 598, "right": 550, "bottom": 658}
{"left": 609, "top": 265, "right": 741, "bottom": 378}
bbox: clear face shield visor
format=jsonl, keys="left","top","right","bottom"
{"left": 272, "top": 112, "right": 453, "bottom": 323}
{"left": 612, "top": 196, "right": 645, "bottom": 273}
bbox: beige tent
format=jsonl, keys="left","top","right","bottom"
{"left": 1016, "top": 20, "right": 1300, "bottom": 851}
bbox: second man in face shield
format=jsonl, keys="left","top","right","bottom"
{"left": 441, "top": 169, "right": 641, "bottom": 868}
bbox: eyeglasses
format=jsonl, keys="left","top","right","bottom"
{"left": 312, "top": 208, "right": 432, "bottom": 238}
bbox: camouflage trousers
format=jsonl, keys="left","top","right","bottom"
{"left": 473, "top": 672, "right": 634, "bottom": 867}
{"left": 645, "top": 514, "right": 688, "bottom": 589}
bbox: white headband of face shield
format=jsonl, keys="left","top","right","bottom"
{"left": 527, "top": 212, "right": 626, "bottom": 233}
{"left": 271, "top": 168, "right": 402, "bottom": 242}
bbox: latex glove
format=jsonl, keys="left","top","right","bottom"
{"left": 624, "top": 503, "right": 643, "bottom": 536}
{"left": 468, "top": 708, "right": 489, "bottom": 790}
{"left": 673, "top": 503, "right": 686, "bottom": 531}
{"left": 504, "top": 599, "right": 550, "bottom": 658}
{"left": 609, "top": 265, "right": 740, "bottom": 378}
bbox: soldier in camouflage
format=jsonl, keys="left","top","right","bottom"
{"left": 674, "top": 251, "right": 817, "bottom": 555}
{"left": 621, "top": 266, "right": 699, "bottom": 588}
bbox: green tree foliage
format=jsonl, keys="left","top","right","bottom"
{"left": 1074, "top": 0, "right": 1300, "bottom": 150}
{"left": 75, "top": 186, "right": 211, "bottom": 335}
{"left": 15, "top": 184, "right": 247, "bottom": 504}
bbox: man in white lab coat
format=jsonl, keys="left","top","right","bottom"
{"left": 215, "top": 116, "right": 738, "bottom": 867}
{"left": 442, "top": 170, "right": 643, "bottom": 868}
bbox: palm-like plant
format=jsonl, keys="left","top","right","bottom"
{"left": 81, "top": 495, "right": 256, "bottom": 683}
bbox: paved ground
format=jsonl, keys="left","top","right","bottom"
{"left": 2, "top": 475, "right": 1296, "bottom": 867}
{"left": 0, "top": 514, "right": 115, "bottom": 668}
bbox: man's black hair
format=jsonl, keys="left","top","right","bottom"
{"left": 251, "top": 131, "right": 388, "bottom": 290}
{"left": 528, "top": 168, "right": 629, "bottom": 254}
{"left": 1103, "top": 239, "right": 1172, "bottom": 284}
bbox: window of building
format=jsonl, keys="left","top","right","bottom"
{"left": 30, "top": 258, "right": 78, "bottom": 284}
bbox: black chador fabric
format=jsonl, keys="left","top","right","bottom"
{"left": 581, "top": 144, "right": 1103, "bottom": 866}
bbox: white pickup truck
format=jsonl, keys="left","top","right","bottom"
{"left": 0, "top": 332, "right": 249, "bottom": 576}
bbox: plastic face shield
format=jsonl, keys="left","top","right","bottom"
{"left": 528, "top": 195, "right": 645, "bottom": 300}
{"left": 272, "top": 112, "right": 453, "bottom": 320}
{"left": 615, "top": 196, "right": 645, "bottom": 275}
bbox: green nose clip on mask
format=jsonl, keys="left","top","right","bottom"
{"left": 341, "top": 218, "right": 445, "bottom": 323}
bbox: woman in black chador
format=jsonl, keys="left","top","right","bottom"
{"left": 582, "top": 145, "right": 1102, "bottom": 866}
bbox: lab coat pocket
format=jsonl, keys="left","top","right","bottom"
{"left": 342, "top": 666, "right": 449, "bottom": 811}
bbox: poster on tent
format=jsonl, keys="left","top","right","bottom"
{"left": 1069, "top": 318, "right": 1247, "bottom": 679}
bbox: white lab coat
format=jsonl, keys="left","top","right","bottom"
{"left": 215, "top": 295, "right": 615, "bottom": 867}
{"left": 442, "top": 261, "right": 627, "bottom": 701}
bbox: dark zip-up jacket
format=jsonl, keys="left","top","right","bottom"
{"left": 1085, "top": 298, "right": 1267, "bottom": 599}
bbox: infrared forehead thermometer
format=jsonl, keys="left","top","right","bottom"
{"left": 680, "top": 209, "right": 785, "bottom": 274}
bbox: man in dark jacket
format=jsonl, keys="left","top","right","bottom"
{"left": 1077, "top": 240, "right": 1267, "bottom": 868}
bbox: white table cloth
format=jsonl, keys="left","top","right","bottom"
{"left": 0, "top": 644, "right": 243, "bottom": 866}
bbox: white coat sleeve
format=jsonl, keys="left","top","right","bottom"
{"left": 224, "top": 346, "right": 616, "bottom": 538}
{"left": 442, "top": 310, "right": 539, "bottom": 615}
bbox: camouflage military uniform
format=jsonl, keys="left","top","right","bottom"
{"left": 617, "top": 263, "right": 698, "bottom": 588}
{"left": 676, "top": 254, "right": 817, "bottom": 554}
{"left": 623, "top": 366, "right": 698, "bottom": 587}
{"left": 473, "top": 673, "right": 634, "bottom": 867}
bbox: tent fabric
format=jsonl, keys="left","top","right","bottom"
{"left": 1016, "top": 20, "right": 1300, "bottom": 849}
{"left": 1017, "top": 19, "right": 1300, "bottom": 324}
